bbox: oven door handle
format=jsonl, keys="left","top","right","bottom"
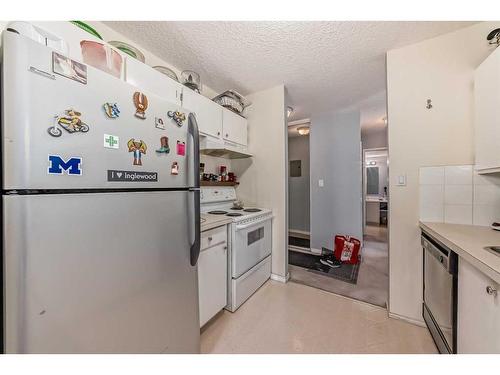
{"left": 235, "top": 216, "right": 273, "bottom": 231}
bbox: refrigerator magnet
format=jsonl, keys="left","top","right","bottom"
{"left": 103, "top": 103, "right": 120, "bottom": 118}
{"left": 48, "top": 109, "right": 89, "bottom": 138}
{"left": 167, "top": 110, "right": 186, "bottom": 127}
{"left": 156, "top": 136, "right": 170, "bottom": 154}
{"left": 104, "top": 134, "right": 119, "bottom": 149}
{"left": 155, "top": 117, "right": 165, "bottom": 130}
{"left": 48, "top": 155, "right": 82, "bottom": 176}
{"left": 171, "top": 161, "right": 179, "bottom": 175}
{"left": 176, "top": 140, "right": 186, "bottom": 156}
{"left": 133, "top": 92, "right": 148, "bottom": 119}
{"left": 127, "top": 139, "right": 147, "bottom": 166}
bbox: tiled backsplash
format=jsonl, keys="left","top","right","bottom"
{"left": 419, "top": 165, "right": 500, "bottom": 226}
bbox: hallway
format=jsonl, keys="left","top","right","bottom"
{"left": 289, "top": 225, "right": 388, "bottom": 307}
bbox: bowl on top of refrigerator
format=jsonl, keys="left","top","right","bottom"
{"left": 80, "top": 40, "right": 123, "bottom": 78}
{"left": 153, "top": 66, "right": 179, "bottom": 82}
{"left": 70, "top": 21, "right": 103, "bottom": 40}
{"left": 181, "top": 70, "right": 201, "bottom": 93}
{"left": 108, "top": 41, "right": 146, "bottom": 63}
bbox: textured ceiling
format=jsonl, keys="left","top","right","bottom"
{"left": 104, "top": 21, "right": 474, "bottom": 124}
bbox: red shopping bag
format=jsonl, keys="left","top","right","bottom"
{"left": 333, "top": 235, "right": 361, "bottom": 265}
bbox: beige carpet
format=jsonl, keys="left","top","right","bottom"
{"left": 289, "top": 225, "right": 388, "bottom": 307}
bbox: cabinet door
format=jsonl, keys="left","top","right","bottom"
{"left": 198, "top": 227, "right": 227, "bottom": 327}
{"left": 125, "top": 58, "right": 182, "bottom": 105}
{"left": 457, "top": 258, "right": 500, "bottom": 353}
{"left": 474, "top": 47, "right": 500, "bottom": 174}
{"left": 222, "top": 108, "right": 248, "bottom": 147}
{"left": 182, "top": 88, "right": 222, "bottom": 139}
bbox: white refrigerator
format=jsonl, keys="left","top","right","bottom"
{"left": 1, "top": 30, "right": 201, "bottom": 353}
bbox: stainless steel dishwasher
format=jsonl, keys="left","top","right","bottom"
{"left": 422, "top": 232, "right": 458, "bottom": 354}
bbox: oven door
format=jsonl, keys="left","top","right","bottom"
{"left": 232, "top": 217, "right": 272, "bottom": 279}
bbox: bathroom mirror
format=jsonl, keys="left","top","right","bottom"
{"left": 366, "top": 167, "right": 379, "bottom": 195}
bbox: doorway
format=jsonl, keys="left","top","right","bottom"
{"left": 287, "top": 120, "right": 311, "bottom": 253}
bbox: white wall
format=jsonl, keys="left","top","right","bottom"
{"left": 386, "top": 21, "right": 500, "bottom": 323}
{"left": 288, "top": 135, "right": 310, "bottom": 233}
{"left": 362, "top": 127, "right": 387, "bottom": 150}
{"left": 310, "top": 109, "right": 363, "bottom": 252}
{"left": 232, "top": 85, "right": 288, "bottom": 279}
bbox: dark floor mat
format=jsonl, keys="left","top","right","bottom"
{"left": 288, "top": 250, "right": 360, "bottom": 284}
{"left": 288, "top": 236, "right": 310, "bottom": 248}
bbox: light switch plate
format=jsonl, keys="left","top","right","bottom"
{"left": 318, "top": 179, "right": 324, "bottom": 187}
{"left": 396, "top": 175, "right": 407, "bottom": 186}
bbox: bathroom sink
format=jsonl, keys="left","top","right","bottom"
{"left": 484, "top": 246, "right": 500, "bottom": 256}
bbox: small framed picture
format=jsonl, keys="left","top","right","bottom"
{"left": 52, "top": 52, "right": 87, "bottom": 84}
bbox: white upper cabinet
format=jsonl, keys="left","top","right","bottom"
{"left": 474, "top": 47, "right": 500, "bottom": 174}
{"left": 222, "top": 108, "right": 248, "bottom": 147}
{"left": 125, "top": 58, "right": 183, "bottom": 106}
{"left": 457, "top": 258, "right": 500, "bottom": 353}
{"left": 182, "top": 88, "right": 223, "bottom": 139}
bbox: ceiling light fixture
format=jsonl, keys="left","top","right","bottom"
{"left": 287, "top": 106, "right": 294, "bottom": 118}
{"left": 297, "top": 126, "right": 310, "bottom": 136}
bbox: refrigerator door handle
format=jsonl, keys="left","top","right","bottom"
{"left": 188, "top": 113, "right": 201, "bottom": 266}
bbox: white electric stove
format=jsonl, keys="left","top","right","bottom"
{"left": 201, "top": 187, "right": 273, "bottom": 312}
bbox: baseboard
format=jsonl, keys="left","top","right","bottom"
{"left": 288, "top": 245, "right": 312, "bottom": 254}
{"left": 271, "top": 273, "right": 290, "bottom": 283}
{"left": 289, "top": 229, "right": 310, "bottom": 238}
{"left": 310, "top": 247, "right": 322, "bottom": 255}
{"left": 388, "top": 312, "right": 426, "bottom": 328}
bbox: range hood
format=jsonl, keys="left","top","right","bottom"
{"left": 199, "top": 137, "right": 252, "bottom": 159}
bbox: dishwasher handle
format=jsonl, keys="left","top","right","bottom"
{"left": 421, "top": 233, "right": 456, "bottom": 273}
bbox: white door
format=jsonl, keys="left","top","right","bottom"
{"left": 125, "top": 57, "right": 182, "bottom": 105}
{"left": 222, "top": 108, "right": 247, "bottom": 146}
{"left": 198, "top": 227, "right": 228, "bottom": 327}
{"left": 457, "top": 258, "right": 500, "bottom": 353}
{"left": 182, "top": 88, "right": 223, "bottom": 139}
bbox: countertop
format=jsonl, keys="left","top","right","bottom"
{"left": 201, "top": 213, "right": 232, "bottom": 232}
{"left": 420, "top": 221, "right": 500, "bottom": 283}
{"left": 365, "top": 196, "right": 388, "bottom": 203}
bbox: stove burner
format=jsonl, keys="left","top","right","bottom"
{"left": 208, "top": 210, "right": 228, "bottom": 215}
{"left": 231, "top": 207, "right": 244, "bottom": 210}
{"left": 226, "top": 212, "right": 243, "bottom": 217}
{"left": 243, "top": 208, "right": 262, "bottom": 213}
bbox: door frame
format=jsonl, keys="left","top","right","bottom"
{"left": 362, "top": 147, "right": 388, "bottom": 232}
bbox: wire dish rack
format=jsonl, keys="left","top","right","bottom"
{"left": 212, "top": 90, "right": 251, "bottom": 117}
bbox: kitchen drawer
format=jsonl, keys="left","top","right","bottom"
{"left": 201, "top": 225, "right": 227, "bottom": 250}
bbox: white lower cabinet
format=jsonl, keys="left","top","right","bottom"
{"left": 198, "top": 225, "right": 228, "bottom": 327}
{"left": 457, "top": 258, "right": 500, "bottom": 353}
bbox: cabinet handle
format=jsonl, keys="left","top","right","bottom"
{"left": 208, "top": 236, "right": 213, "bottom": 241}
{"left": 486, "top": 286, "right": 497, "bottom": 296}
{"left": 225, "top": 133, "right": 228, "bottom": 138}
{"left": 217, "top": 131, "right": 220, "bottom": 136}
